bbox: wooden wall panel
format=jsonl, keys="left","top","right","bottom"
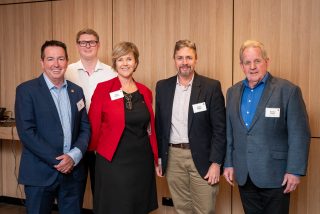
{"left": 113, "top": 0, "right": 233, "bottom": 95}
{"left": 0, "top": 1, "right": 52, "bottom": 118}
{"left": 113, "top": 0, "right": 233, "bottom": 213}
{"left": 52, "top": 0, "right": 113, "bottom": 65}
{"left": 233, "top": 0, "right": 320, "bottom": 137}
{"left": 0, "top": 0, "right": 47, "bottom": 4}
{"left": 290, "top": 138, "right": 320, "bottom": 214}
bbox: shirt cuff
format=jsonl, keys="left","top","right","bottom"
{"left": 67, "top": 147, "right": 83, "bottom": 166}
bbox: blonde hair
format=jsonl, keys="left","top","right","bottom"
{"left": 112, "top": 42, "right": 139, "bottom": 71}
{"left": 239, "top": 40, "right": 268, "bottom": 63}
{"left": 76, "top": 28, "right": 99, "bottom": 43}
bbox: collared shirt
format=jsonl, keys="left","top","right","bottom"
{"left": 241, "top": 72, "right": 269, "bottom": 128}
{"left": 43, "top": 73, "right": 82, "bottom": 165}
{"left": 65, "top": 60, "right": 117, "bottom": 111}
{"left": 169, "top": 75, "right": 194, "bottom": 144}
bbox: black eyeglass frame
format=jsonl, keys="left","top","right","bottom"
{"left": 77, "top": 40, "right": 99, "bottom": 47}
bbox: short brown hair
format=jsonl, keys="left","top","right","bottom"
{"left": 173, "top": 40, "right": 197, "bottom": 59}
{"left": 76, "top": 28, "right": 99, "bottom": 43}
{"left": 112, "top": 42, "right": 139, "bottom": 71}
{"left": 239, "top": 40, "right": 268, "bottom": 63}
{"left": 41, "top": 40, "right": 68, "bottom": 61}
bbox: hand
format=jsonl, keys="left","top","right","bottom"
{"left": 155, "top": 165, "right": 164, "bottom": 177}
{"left": 223, "top": 167, "right": 234, "bottom": 186}
{"left": 54, "top": 154, "right": 75, "bottom": 174}
{"left": 204, "top": 163, "right": 221, "bottom": 185}
{"left": 282, "top": 173, "right": 300, "bottom": 193}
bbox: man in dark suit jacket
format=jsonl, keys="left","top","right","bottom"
{"left": 15, "top": 40, "right": 91, "bottom": 214}
{"left": 223, "top": 40, "right": 310, "bottom": 214}
{"left": 155, "top": 40, "right": 226, "bottom": 214}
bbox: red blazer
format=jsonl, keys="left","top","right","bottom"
{"left": 88, "top": 77, "right": 158, "bottom": 164}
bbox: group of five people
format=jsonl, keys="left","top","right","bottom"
{"left": 14, "top": 28, "right": 310, "bottom": 214}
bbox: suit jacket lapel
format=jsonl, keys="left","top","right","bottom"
{"left": 248, "top": 75, "right": 275, "bottom": 130}
{"left": 235, "top": 84, "right": 248, "bottom": 129}
{"left": 188, "top": 74, "right": 201, "bottom": 132}
{"left": 67, "top": 82, "right": 78, "bottom": 133}
{"left": 164, "top": 76, "right": 177, "bottom": 137}
{"left": 162, "top": 76, "right": 177, "bottom": 138}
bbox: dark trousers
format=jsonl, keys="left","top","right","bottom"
{"left": 83, "top": 151, "right": 96, "bottom": 196}
{"left": 24, "top": 174, "right": 85, "bottom": 214}
{"left": 238, "top": 176, "right": 290, "bottom": 214}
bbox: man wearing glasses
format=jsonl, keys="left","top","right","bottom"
{"left": 65, "top": 28, "right": 117, "bottom": 199}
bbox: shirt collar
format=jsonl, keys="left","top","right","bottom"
{"left": 176, "top": 73, "right": 194, "bottom": 87}
{"left": 243, "top": 72, "right": 269, "bottom": 89}
{"left": 77, "top": 59, "right": 103, "bottom": 73}
{"left": 43, "top": 73, "right": 68, "bottom": 90}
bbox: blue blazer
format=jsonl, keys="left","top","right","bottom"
{"left": 224, "top": 74, "right": 310, "bottom": 188}
{"left": 155, "top": 73, "right": 226, "bottom": 177}
{"left": 15, "top": 74, "right": 91, "bottom": 186}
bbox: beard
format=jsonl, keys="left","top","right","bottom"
{"left": 178, "top": 65, "right": 194, "bottom": 77}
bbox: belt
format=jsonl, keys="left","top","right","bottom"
{"left": 169, "top": 143, "right": 190, "bottom": 149}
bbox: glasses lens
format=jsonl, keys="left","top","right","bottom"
{"left": 78, "top": 41, "right": 98, "bottom": 47}
{"left": 89, "top": 41, "right": 98, "bottom": 47}
{"left": 78, "top": 41, "right": 86, "bottom": 47}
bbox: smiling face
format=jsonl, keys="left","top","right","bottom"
{"left": 174, "top": 47, "right": 197, "bottom": 79}
{"left": 77, "top": 34, "right": 100, "bottom": 60}
{"left": 41, "top": 46, "right": 68, "bottom": 86}
{"left": 240, "top": 47, "right": 269, "bottom": 88}
{"left": 115, "top": 52, "right": 137, "bottom": 79}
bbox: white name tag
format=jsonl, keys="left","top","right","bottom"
{"left": 192, "top": 102, "right": 207, "bottom": 113}
{"left": 110, "top": 90, "right": 124, "bottom": 100}
{"left": 77, "top": 98, "right": 85, "bottom": 111}
{"left": 265, "top": 108, "right": 280, "bottom": 117}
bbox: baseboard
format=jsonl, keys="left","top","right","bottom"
{"left": 0, "top": 196, "right": 93, "bottom": 213}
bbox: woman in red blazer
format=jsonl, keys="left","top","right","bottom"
{"left": 88, "top": 42, "right": 159, "bottom": 214}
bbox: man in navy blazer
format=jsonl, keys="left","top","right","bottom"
{"left": 155, "top": 40, "right": 226, "bottom": 214}
{"left": 15, "top": 40, "right": 90, "bottom": 214}
{"left": 223, "top": 40, "right": 310, "bottom": 214}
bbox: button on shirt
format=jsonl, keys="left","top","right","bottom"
{"left": 241, "top": 73, "right": 269, "bottom": 128}
{"left": 169, "top": 75, "right": 194, "bottom": 144}
{"left": 65, "top": 60, "right": 117, "bottom": 111}
{"left": 43, "top": 74, "right": 82, "bottom": 165}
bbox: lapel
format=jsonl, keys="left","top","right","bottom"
{"left": 235, "top": 83, "right": 247, "bottom": 129}
{"left": 38, "top": 74, "right": 62, "bottom": 127}
{"left": 166, "top": 76, "right": 178, "bottom": 125}
{"left": 66, "top": 81, "right": 78, "bottom": 133}
{"left": 247, "top": 75, "right": 275, "bottom": 131}
{"left": 188, "top": 73, "right": 201, "bottom": 132}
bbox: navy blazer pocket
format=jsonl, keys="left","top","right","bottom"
{"left": 271, "top": 151, "right": 288, "bottom": 159}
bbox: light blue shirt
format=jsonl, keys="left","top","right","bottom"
{"left": 241, "top": 72, "right": 269, "bottom": 129}
{"left": 43, "top": 74, "right": 82, "bottom": 165}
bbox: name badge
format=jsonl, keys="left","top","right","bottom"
{"left": 265, "top": 108, "right": 280, "bottom": 117}
{"left": 77, "top": 99, "right": 85, "bottom": 111}
{"left": 110, "top": 90, "right": 124, "bottom": 100}
{"left": 192, "top": 102, "right": 207, "bottom": 113}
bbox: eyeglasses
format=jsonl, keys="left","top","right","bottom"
{"left": 77, "top": 40, "right": 98, "bottom": 47}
